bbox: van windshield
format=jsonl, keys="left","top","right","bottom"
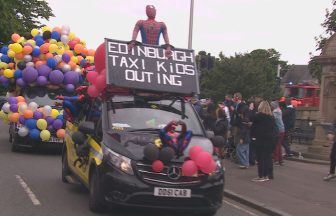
{"left": 107, "top": 98, "right": 204, "bottom": 136}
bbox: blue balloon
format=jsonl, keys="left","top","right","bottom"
{"left": 46, "top": 58, "right": 57, "bottom": 69}
{"left": 14, "top": 70, "right": 23, "bottom": 79}
{"left": 1, "top": 55, "right": 11, "bottom": 63}
{"left": 56, "top": 115, "right": 64, "bottom": 120}
{"left": 34, "top": 35, "right": 43, "bottom": 41}
{"left": 29, "top": 129, "right": 40, "bottom": 140}
{"left": 0, "top": 46, "right": 9, "bottom": 55}
{"left": 62, "top": 53, "right": 70, "bottom": 63}
{"left": 51, "top": 31, "right": 60, "bottom": 40}
{"left": 80, "top": 59, "right": 87, "bottom": 67}
{"left": 25, "top": 119, "right": 37, "bottom": 130}
{"left": 36, "top": 38, "right": 44, "bottom": 46}
{"left": 32, "top": 47, "right": 41, "bottom": 57}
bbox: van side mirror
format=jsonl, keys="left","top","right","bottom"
{"left": 206, "top": 130, "right": 214, "bottom": 139}
{"left": 78, "top": 121, "right": 95, "bottom": 135}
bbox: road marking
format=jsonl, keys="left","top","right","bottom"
{"left": 15, "top": 175, "right": 41, "bottom": 206}
{"left": 223, "top": 199, "right": 258, "bottom": 216}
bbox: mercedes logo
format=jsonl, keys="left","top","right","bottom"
{"left": 167, "top": 166, "right": 181, "bottom": 180}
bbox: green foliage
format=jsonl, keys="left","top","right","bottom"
{"left": 0, "top": 0, "right": 54, "bottom": 43}
{"left": 199, "top": 49, "right": 286, "bottom": 102}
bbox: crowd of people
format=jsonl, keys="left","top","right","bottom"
{"left": 192, "top": 92, "right": 296, "bottom": 182}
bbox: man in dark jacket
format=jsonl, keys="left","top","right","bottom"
{"left": 279, "top": 100, "right": 295, "bottom": 157}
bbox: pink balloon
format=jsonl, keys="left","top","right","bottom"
{"left": 95, "top": 74, "right": 106, "bottom": 91}
{"left": 200, "top": 160, "right": 217, "bottom": 174}
{"left": 195, "top": 151, "right": 213, "bottom": 168}
{"left": 189, "top": 146, "right": 204, "bottom": 160}
{"left": 182, "top": 160, "right": 198, "bottom": 177}
{"left": 87, "top": 85, "right": 100, "bottom": 98}
{"left": 152, "top": 160, "right": 164, "bottom": 173}
{"left": 94, "top": 43, "right": 106, "bottom": 72}
{"left": 86, "top": 71, "right": 98, "bottom": 83}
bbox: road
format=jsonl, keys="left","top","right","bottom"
{"left": 0, "top": 124, "right": 265, "bottom": 216}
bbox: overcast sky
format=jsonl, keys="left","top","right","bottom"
{"left": 45, "top": 0, "right": 332, "bottom": 65}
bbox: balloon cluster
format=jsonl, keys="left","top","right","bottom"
{"left": 0, "top": 25, "right": 95, "bottom": 93}
{"left": 0, "top": 96, "right": 65, "bottom": 141}
{"left": 144, "top": 143, "right": 176, "bottom": 173}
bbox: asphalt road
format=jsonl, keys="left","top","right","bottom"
{"left": 0, "top": 124, "right": 265, "bottom": 216}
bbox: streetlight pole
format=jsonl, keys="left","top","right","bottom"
{"left": 188, "top": 0, "right": 194, "bottom": 49}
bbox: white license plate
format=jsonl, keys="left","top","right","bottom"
{"left": 154, "top": 187, "right": 191, "bottom": 198}
{"left": 49, "top": 137, "right": 63, "bottom": 143}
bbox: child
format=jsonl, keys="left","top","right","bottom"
{"left": 323, "top": 123, "right": 336, "bottom": 181}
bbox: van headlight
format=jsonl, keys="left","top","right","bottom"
{"left": 102, "top": 145, "right": 134, "bottom": 175}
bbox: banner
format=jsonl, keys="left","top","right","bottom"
{"left": 105, "top": 38, "right": 200, "bottom": 95}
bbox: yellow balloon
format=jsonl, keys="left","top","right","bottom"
{"left": 26, "top": 39, "right": 36, "bottom": 47}
{"left": 49, "top": 39, "right": 57, "bottom": 44}
{"left": 0, "top": 62, "right": 8, "bottom": 69}
{"left": 4, "top": 69, "right": 14, "bottom": 78}
{"left": 85, "top": 56, "right": 94, "bottom": 64}
{"left": 56, "top": 47, "right": 65, "bottom": 55}
{"left": 40, "top": 130, "right": 51, "bottom": 141}
{"left": 49, "top": 44, "right": 58, "bottom": 53}
{"left": 80, "top": 40, "right": 86, "bottom": 46}
{"left": 17, "top": 37, "right": 25, "bottom": 44}
{"left": 71, "top": 56, "right": 78, "bottom": 64}
{"left": 7, "top": 50, "right": 15, "bottom": 58}
{"left": 42, "top": 26, "right": 51, "bottom": 32}
{"left": 68, "top": 32, "right": 76, "bottom": 40}
{"left": 11, "top": 43, "right": 23, "bottom": 53}
{"left": 64, "top": 45, "right": 70, "bottom": 50}
{"left": 37, "top": 119, "right": 48, "bottom": 130}
{"left": 31, "top": 28, "right": 39, "bottom": 37}
{"left": 51, "top": 109, "right": 59, "bottom": 119}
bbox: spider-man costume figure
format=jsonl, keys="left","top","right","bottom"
{"left": 129, "top": 5, "right": 172, "bottom": 57}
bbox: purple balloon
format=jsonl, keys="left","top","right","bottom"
{"left": 10, "top": 104, "right": 18, "bottom": 112}
{"left": 37, "top": 64, "right": 52, "bottom": 77}
{"left": 65, "top": 84, "right": 75, "bottom": 93}
{"left": 0, "top": 76, "right": 9, "bottom": 85}
{"left": 62, "top": 53, "right": 70, "bottom": 63}
{"left": 37, "top": 76, "right": 48, "bottom": 86}
{"left": 49, "top": 70, "right": 64, "bottom": 85}
{"left": 46, "top": 116, "right": 55, "bottom": 125}
{"left": 33, "top": 111, "right": 43, "bottom": 120}
{"left": 8, "top": 97, "right": 18, "bottom": 104}
{"left": 47, "top": 125, "right": 54, "bottom": 132}
{"left": 53, "top": 119, "right": 63, "bottom": 130}
{"left": 16, "top": 78, "right": 26, "bottom": 87}
{"left": 19, "top": 116, "right": 25, "bottom": 125}
{"left": 23, "top": 66, "right": 38, "bottom": 83}
{"left": 64, "top": 71, "right": 79, "bottom": 85}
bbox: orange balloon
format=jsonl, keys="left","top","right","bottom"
{"left": 40, "top": 43, "right": 50, "bottom": 54}
{"left": 74, "top": 44, "right": 83, "bottom": 54}
{"left": 16, "top": 96, "right": 25, "bottom": 103}
{"left": 23, "top": 109, "right": 33, "bottom": 119}
{"left": 17, "top": 101, "right": 26, "bottom": 107}
{"left": 11, "top": 33, "right": 20, "bottom": 42}
{"left": 22, "top": 46, "right": 33, "bottom": 55}
{"left": 56, "top": 129, "right": 65, "bottom": 139}
{"left": 68, "top": 61, "right": 77, "bottom": 70}
{"left": 35, "top": 61, "right": 44, "bottom": 68}
{"left": 73, "top": 37, "right": 80, "bottom": 44}
{"left": 87, "top": 49, "right": 95, "bottom": 56}
{"left": 81, "top": 48, "right": 88, "bottom": 56}
{"left": 8, "top": 63, "right": 15, "bottom": 69}
{"left": 45, "top": 52, "right": 53, "bottom": 59}
{"left": 9, "top": 113, "right": 20, "bottom": 123}
{"left": 15, "top": 53, "right": 23, "bottom": 60}
{"left": 52, "top": 27, "right": 61, "bottom": 33}
{"left": 58, "top": 62, "right": 65, "bottom": 69}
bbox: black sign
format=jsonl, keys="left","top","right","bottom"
{"left": 105, "top": 38, "right": 200, "bottom": 95}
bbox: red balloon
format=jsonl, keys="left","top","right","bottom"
{"left": 95, "top": 73, "right": 106, "bottom": 91}
{"left": 195, "top": 151, "right": 213, "bottom": 168}
{"left": 87, "top": 85, "right": 100, "bottom": 98}
{"left": 182, "top": 160, "right": 198, "bottom": 177}
{"left": 200, "top": 160, "right": 217, "bottom": 174}
{"left": 152, "top": 160, "right": 164, "bottom": 173}
{"left": 68, "top": 40, "right": 77, "bottom": 49}
{"left": 189, "top": 145, "right": 204, "bottom": 160}
{"left": 86, "top": 71, "right": 98, "bottom": 84}
{"left": 94, "top": 43, "right": 106, "bottom": 72}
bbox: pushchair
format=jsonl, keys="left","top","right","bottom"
{"left": 222, "top": 136, "right": 238, "bottom": 163}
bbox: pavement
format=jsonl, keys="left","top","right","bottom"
{"left": 223, "top": 158, "right": 336, "bottom": 216}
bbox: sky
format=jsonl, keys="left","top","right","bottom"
{"left": 44, "top": 0, "right": 333, "bottom": 65}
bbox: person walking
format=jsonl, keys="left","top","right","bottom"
{"left": 279, "top": 99, "right": 295, "bottom": 157}
{"left": 324, "top": 122, "right": 336, "bottom": 181}
{"left": 270, "top": 101, "right": 285, "bottom": 166}
{"left": 251, "top": 101, "right": 278, "bottom": 182}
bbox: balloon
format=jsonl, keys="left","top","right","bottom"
{"left": 94, "top": 74, "right": 106, "bottom": 91}
{"left": 35, "top": 38, "right": 44, "bottom": 46}
{"left": 18, "top": 127, "right": 29, "bottom": 137}
{"left": 49, "top": 44, "right": 58, "bottom": 53}
{"left": 56, "top": 129, "right": 65, "bottom": 139}
{"left": 56, "top": 115, "right": 63, "bottom": 120}
{"left": 16, "top": 78, "right": 26, "bottom": 87}
{"left": 40, "top": 130, "right": 51, "bottom": 141}
{"left": 8, "top": 97, "right": 18, "bottom": 104}
{"left": 64, "top": 71, "right": 79, "bottom": 85}
{"left": 31, "top": 28, "right": 39, "bottom": 37}
{"left": 10, "top": 104, "right": 18, "bottom": 112}
{"left": 14, "top": 70, "right": 23, "bottom": 79}
{"left": 29, "top": 129, "right": 40, "bottom": 140}
{"left": 46, "top": 116, "right": 54, "bottom": 125}
{"left": 61, "top": 25, "right": 70, "bottom": 34}
{"left": 40, "top": 43, "right": 50, "bottom": 54}
{"left": 23, "top": 55, "right": 32, "bottom": 62}
{"left": 28, "top": 102, "right": 38, "bottom": 112}
{"left": 54, "top": 55, "right": 62, "bottom": 63}
{"left": 42, "top": 31, "right": 51, "bottom": 40}
{"left": 182, "top": 160, "right": 198, "bottom": 177}
{"left": 4, "top": 69, "right": 14, "bottom": 78}
{"left": 50, "top": 109, "right": 59, "bottom": 119}
{"left": 51, "top": 31, "right": 60, "bottom": 40}
{"left": 2, "top": 103, "right": 10, "bottom": 113}
{"left": 18, "top": 103, "right": 28, "bottom": 114}
{"left": 17, "top": 61, "right": 26, "bottom": 70}
{"left": 184, "top": 139, "right": 214, "bottom": 156}
{"left": 49, "top": 70, "right": 64, "bottom": 84}
{"left": 159, "top": 147, "right": 175, "bottom": 163}
{"left": 37, "top": 76, "right": 48, "bottom": 86}
{"left": 7, "top": 50, "right": 15, "bottom": 58}
{"left": 8, "top": 113, "right": 19, "bottom": 123}
{"left": 19, "top": 115, "right": 25, "bottom": 124}
{"left": 189, "top": 146, "right": 204, "bottom": 161}
{"left": 33, "top": 111, "right": 43, "bottom": 120}
{"left": 23, "top": 66, "right": 38, "bottom": 83}
{"left": 32, "top": 47, "right": 40, "bottom": 57}
{"left": 25, "top": 119, "right": 37, "bottom": 129}
{"left": 65, "top": 84, "right": 75, "bottom": 93}
{"left": 37, "top": 119, "right": 48, "bottom": 130}
{"left": 37, "top": 64, "right": 52, "bottom": 77}
{"left": 43, "top": 105, "right": 52, "bottom": 116}
{"left": 195, "top": 151, "right": 213, "bottom": 168}
{"left": 62, "top": 64, "right": 71, "bottom": 72}
{"left": 200, "top": 161, "right": 217, "bottom": 174}
{"left": 26, "top": 62, "right": 35, "bottom": 68}
{"left": 46, "top": 58, "right": 57, "bottom": 69}
{"left": 94, "top": 43, "right": 106, "bottom": 72}
{"left": 86, "top": 71, "right": 98, "bottom": 83}
{"left": 87, "top": 85, "right": 100, "bottom": 98}
{"left": 68, "top": 32, "right": 76, "bottom": 40}
{"left": 0, "top": 76, "right": 9, "bottom": 86}
{"left": 60, "top": 35, "right": 69, "bottom": 44}
{"left": 74, "top": 44, "right": 83, "bottom": 54}
{"left": 152, "top": 160, "right": 164, "bottom": 173}
{"left": 68, "top": 40, "right": 77, "bottom": 49}
{"left": 22, "top": 46, "right": 33, "bottom": 55}
{"left": 11, "top": 43, "right": 23, "bottom": 53}
{"left": 1, "top": 55, "right": 11, "bottom": 63}
{"left": 62, "top": 53, "right": 70, "bottom": 63}
{"left": 53, "top": 119, "right": 63, "bottom": 130}
{"left": 0, "top": 62, "right": 8, "bottom": 69}
{"left": 143, "top": 144, "right": 159, "bottom": 161}
{"left": 87, "top": 49, "right": 95, "bottom": 56}
{"left": 11, "top": 33, "right": 20, "bottom": 42}
{"left": 16, "top": 96, "right": 25, "bottom": 103}
{"left": 23, "top": 109, "right": 34, "bottom": 119}
{"left": 1, "top": 46, "right": 9, "bottom": 55}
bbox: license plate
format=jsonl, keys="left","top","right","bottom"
{"left": 49, "top": 137, "right": 63, "bottom": 143}
{"left": 154, "top": 187, "right": 191, "bottom": 198}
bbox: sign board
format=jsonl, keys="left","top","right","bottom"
{"left": 105, "top": 38, "right": 200, "bottom": 95}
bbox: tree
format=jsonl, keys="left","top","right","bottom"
{"left": 200, "top": 49, "right": 287, "bottom": 102}
{"left": 0, "top": 0, "right": 54, "bottom": 43}
{"left": 309, "top": 0, "right": 336, "bottom": 82}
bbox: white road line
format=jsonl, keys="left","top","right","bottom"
{"left": 15, "top": 175, "right": 41, "bottom": 206}
{"left": 223, "top": 200, "right": 258, "bottom": 216}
